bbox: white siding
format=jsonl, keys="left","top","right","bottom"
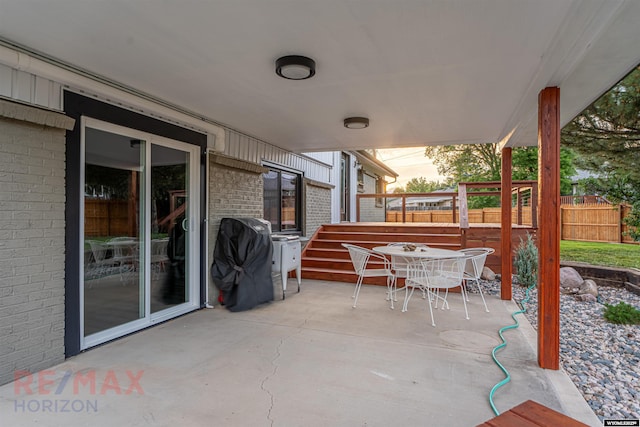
{"left": 0, "top": 60, "right": 333, "bottom": 186}
{"left": 302, "top": 151, "right": 334, "bottom": 165}
{"left": 224, "top": 129, "right": 331, "bottom": 183}
{"left": 0, "top": 64, "right": 62, "bottom": 110}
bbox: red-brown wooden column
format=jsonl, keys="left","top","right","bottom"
{"left": 538, "top": 87, "right": 560, "bottom": 370}
{"left": 500, "top": 147, "right": 512, "bottom": 300}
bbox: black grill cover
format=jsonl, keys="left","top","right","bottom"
{"left": 211, "top": 218, "right": 274, "bottom": 311}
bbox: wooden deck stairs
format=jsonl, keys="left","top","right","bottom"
{"left": 301, "top": 223, "right": 463, "bottom": 286}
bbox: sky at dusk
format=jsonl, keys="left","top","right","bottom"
{"left": 376, "top": 148, "right": 440, "bottom": 191}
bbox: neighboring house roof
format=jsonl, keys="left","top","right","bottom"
{"left": 387, "top": 190, "right": 455, "bottom": 208}
{"left": 352, "top": 150, "right": 398, "bottom": 179}
{"left": 569, "top": 169, "right": 600, "bottom": 184}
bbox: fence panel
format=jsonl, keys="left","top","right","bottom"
{"left": 561, "top": 205, "right": 621, "bottom": 243}
{"left": 385, "top": 204, "right": 634, "bottom": 244}
{"left": 84, "top": 199, "right": 129, "bottom": 237}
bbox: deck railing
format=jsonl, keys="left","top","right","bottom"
{"left": 357, "top": 182, "right": 637, "bottom": 244}
{"left": 356, "top": 180, "right": 537, "bottom": 228}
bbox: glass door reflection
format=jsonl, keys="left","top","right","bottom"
{"left": 150, "top": 144, "right": 189, "bottom": 313}
{"left": 83, "top": 127, "right": 145, "bottom": 337}
{"left": 82, "top": 120, "right": 198, "bottom": 348}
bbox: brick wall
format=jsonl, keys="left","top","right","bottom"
{"left": 359, "top": 173, "right": 385, "bottom": 222}
{"left": 304, "top": 181, "right": 331, "bottom": 237}
{"left": 0, "top": 114, "right": 68, "bottom": 385}
{"left": 207, "top": 162, "right": 264, "bottom": 302}
{"left": 208, "top": 162, "right": 264, "bottom": 235}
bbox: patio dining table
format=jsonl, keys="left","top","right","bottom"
{"left": 373, "top": 245, "right": 468, "bottom": 316}
{"left": 372, "top": 245, "right": 465, "bottom": 292}
{"left": 372, "top": 245, "right": 463, "bottom": 261}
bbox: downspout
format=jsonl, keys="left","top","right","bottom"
{"left": 204, "top": 132, "right": 225, "bottom": 308}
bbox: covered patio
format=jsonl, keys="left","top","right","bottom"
{"left": 1, "top": 280, "right": 599, "bottom": 426}
{"left": 1, "top": 2, "right": 640, "bottom": 425}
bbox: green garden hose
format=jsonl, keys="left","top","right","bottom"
{"left": 488, "top": 281, "right": 536, "bottom": 416}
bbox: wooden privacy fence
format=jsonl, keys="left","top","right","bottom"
{"left": 561, "top": 204, "right": 634, "bottom": 244}
{"left": 385, "top": 203, "right": 634, "bottom": 244}
{"left": 85, "top": 199, "right": 133, "bottom": 237}
{"left": 358, "top": 182, "right": 636, "bottom": 244}
{"left": 386, "top": 207, "right": 534, "bottom": 225}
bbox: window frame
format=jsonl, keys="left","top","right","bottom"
{"left": 263, "top": 166, "right": 302, "bottom": 233}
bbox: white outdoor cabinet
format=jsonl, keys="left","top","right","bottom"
{"left": 271, "top": 235, "right": 301, "bottom": 298}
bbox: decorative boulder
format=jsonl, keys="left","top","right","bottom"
{"left": 481, "top": 267, "right": 496, "bottom": 281}
{"left": 578, "top": 279, "right": 598, "bottom": 297}
{"left": 560, "top": 267, "right": 583, "bottom": 289}
{"left": 575, "top": 293, "right": 597, "bottom": 303}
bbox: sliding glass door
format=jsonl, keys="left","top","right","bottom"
{"left": 81, "top": 118, "right": 199, "bottom": 349}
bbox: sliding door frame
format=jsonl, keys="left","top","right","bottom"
{"left": 65, "top": 91, "right": 207, "bottom": 356}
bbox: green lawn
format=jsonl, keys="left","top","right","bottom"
{"left": 560, "top": 240, "right": 640, "bottom": 270}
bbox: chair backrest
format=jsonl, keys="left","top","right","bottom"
{"left": 341, "top": 243, "right": 371, "bottom": 275}
{"left": 405, "top": 259, "right": 431, "bottom": 287}
{"left": 459, "top": 248, "right": 494, "bottom": 279}
{"left": 152, "top": 238, "right": 169, "bottom": 256}
{"left": 424, "top": 257, "right": 465, "bottom": 289}
{"left": 87, "top": 240, "right": 108, "bottom": 263}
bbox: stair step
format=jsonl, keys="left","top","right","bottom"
{"left": 307, "top": 239, "right": 461, "bottom": 250}
{"left": 302, "top": 257, "right": 354, "bottom": 271}
{"left": 301, "top": 223, "right": 464, "bottom": 285}
{"left": 320, "top": 224, "right": 461, "bottom": 234}
{"left": 303, "top": 247, "right": 351, "bottom": 259}
{"left": 301, "top": 267, "right": 390, "bottom": 286}
{"left": 317, "top": 231, "right": 461, "bottom": 243}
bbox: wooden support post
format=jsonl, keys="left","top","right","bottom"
{"left": 538, "top": 87, "right": 560, "bottom": 370}
{"left": 500, "top": 147, "right": 512, "bottom": 300}
{"left": 401, "top": 196, "right": 406, "bottom": 223}
{"left": 356, "top": 195, "right": 361, "bottom": 222}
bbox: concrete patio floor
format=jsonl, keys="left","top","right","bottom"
{"left": 1, "top": 279, "right": 600, "bottom": 426}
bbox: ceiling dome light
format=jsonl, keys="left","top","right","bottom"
{"left": 344, "top": 117, "right": 370, "bottom": 129}
{"left": 275, "top": 55, "right": 316, "bottom": 80}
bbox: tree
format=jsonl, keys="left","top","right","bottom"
{"left": 512, "top": 146, "right": 576, "bottom": 195}
{"left": 404, "top": 177, "right": 450, "bottom": 193}
{"left": 423, "top": 143, "right": 576, "bottom": 208}
{"left": 562, "top": 65, "right": 640, "bottom": 182}
{"left": 562, "top": 65, "right": 640, "bottom": 240}
{"left": 424, "top": 143, "right": 501, "bottom": 183}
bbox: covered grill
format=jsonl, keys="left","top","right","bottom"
{"left": 211, "top": 217, "right": 274, "bottom": 312}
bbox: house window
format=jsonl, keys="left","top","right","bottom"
{"left": 357, "top": 167, "right": 365, "bottom": 193}
{"left": 263, "top": 168, "right": 301, "bottom": 232}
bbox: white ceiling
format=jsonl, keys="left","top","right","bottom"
{"left": 1, "top": 0, "right": 639, "bottom": 152}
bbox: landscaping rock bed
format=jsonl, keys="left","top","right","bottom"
{"left": 481, "top": 280, "right": 640, "bottom": 422}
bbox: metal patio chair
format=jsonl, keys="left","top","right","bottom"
{"left": 458, "top": 247, "right": 495, "bottom": 312}
{"left": 342, "top": 243, "right": 396, "bottom": 309}
{"left": 410, "top": 256, "right": 467, "bottom": 327}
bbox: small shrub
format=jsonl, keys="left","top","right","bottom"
{"left": 603, "top": 302, "right": 640, "bottom": 325}
{"left": 514, "top": 233, "right": 538, "bottom": 288}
